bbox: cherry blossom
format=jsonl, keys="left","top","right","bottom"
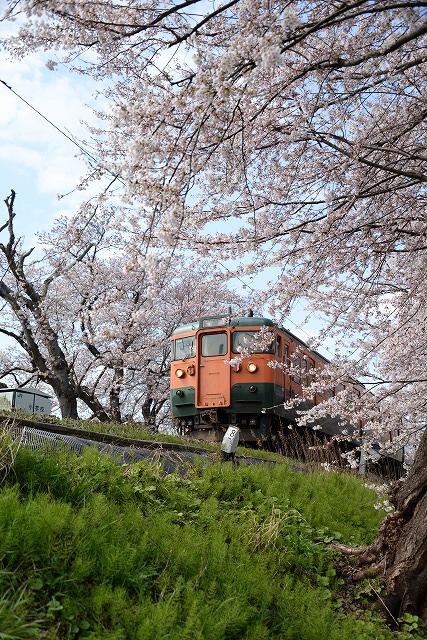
{"left": 2, "top": 0, "right": 427, "bottom": 621}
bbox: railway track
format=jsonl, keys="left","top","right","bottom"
{"left": 0, "top": 414, "right": 278, "bottom": 472}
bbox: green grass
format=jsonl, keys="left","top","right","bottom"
{"left": 0, "top": 446, "right": 422, "bottom": 639}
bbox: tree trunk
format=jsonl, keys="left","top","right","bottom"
{"left": 77, "top": 386, "right": 111, "bottom": 422}
{"left": 109, "top": 366, "right": 123, "bottom": 423}
{"left": 384, "top": 428, "right": 427, "bottom": 622}
{"left": 142, "top": 396, "right": 157, "bottom": 432}
{"left": 334, "top": 429, "right": 427, "bottom": 625}
{"left": 57, "top": 393, "right": 79, "bottom": 419}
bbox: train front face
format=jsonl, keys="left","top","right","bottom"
{"left": 170, "top": 315, "right": 277, "bottom": 443}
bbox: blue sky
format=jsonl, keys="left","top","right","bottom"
{"left": 0, "top": 18, "right": 100, "bottom": 242}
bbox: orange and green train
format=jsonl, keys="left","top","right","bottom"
{"left": 170, "top": 313, "right": 367, "bottom": 447}
{"left": 170, "top": 313, "right": 404, "bottom": 475}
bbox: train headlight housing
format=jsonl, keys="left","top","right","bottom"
{"left": 247, "top": 363, "right": 257, "bottom": 373}
{"left": 175, "top": 369, "right": 185, "bottom": 378}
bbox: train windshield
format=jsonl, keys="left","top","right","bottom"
{"left": 201, "top": 333, "right": 227, "bottom": 356}
{"left": 174, "top": 335, "right": 196, "bottom": 360}
{"left": 232, "top": 331, "right": 274, "bottom": 354}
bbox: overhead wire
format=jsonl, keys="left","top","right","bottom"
{"left": 1, "top": 75, "right": 409, "bottom": 429}
{"left": 0, "top": 63, "right": 376, "bottom": 397}
{"left": 0, "top": 78, "right": 125, "bottom": 186}
{"left": 0, "top": 78, "right": 353, "bottom": 366}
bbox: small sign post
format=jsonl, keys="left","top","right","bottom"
{"left": 221, "top": 426, "right": 240, "bottom": 463}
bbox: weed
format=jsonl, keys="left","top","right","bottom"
{"left": 0, "top": 421, "right": 22, "bottom": 484}
{"left": 398, "top": 613, "right": 426, "bottom": 638}
{"left": 0, "top": 588, "right": 41, "bottom": 638}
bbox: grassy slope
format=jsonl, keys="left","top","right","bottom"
{"left": 0, "top": 445, "right": 423, "bottom": 640}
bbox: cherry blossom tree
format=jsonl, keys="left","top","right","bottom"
{"left": 47, "top": 245, "right": 240, "bottom": 427}
{"left": 2, "top": 0, "right": 427, "bottom": 623}
{"left": 0, "top": 190, "right": 241, "bottom": 425}
{"left": 0, "top": 189, "right": 95, "bottom": 418}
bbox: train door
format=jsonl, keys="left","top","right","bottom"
{"left": 196, "top": 331, "right": 231, "bottom": 408}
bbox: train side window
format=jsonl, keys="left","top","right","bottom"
{"left": 232, "top": 331, "right": 274, "bottom": 354}
{"left": 283, "top": 344, "right": 289, "bottom": 368}
{"left": 303, "top": 358, "right": 309, "bottom": 385}
{"left": 292, "top": 355, "right": 302, "bottom": 384}
{"left": 174, "top": 336, "right": 195, "bottom": 360}
{"left": 276, "top": 335, "right": 281, "bottom": 355}
{"left": 307, "top": 359, "right": 315, "bottom": 385}
{"left": 201, "top": 333, "right": 228, "bottom": 357}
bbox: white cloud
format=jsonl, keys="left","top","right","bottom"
{"left": 0, "top": 144, "right": 41, "bottom": 168}
{"left": 0, "top": 16, "right": 108, "bottom": 216}
{"left": 0, "top": 56, "right": 95, "bottom": 189}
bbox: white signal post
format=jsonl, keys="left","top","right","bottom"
{"left": 221, "top": 426, "right": 240, "bottom": 463}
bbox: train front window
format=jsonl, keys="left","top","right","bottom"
{"left": 232, "top": 331, "right": 274, "bottom": 354}
{"left": 201, "top": 333, "right": 227, "bottom": 356}
{"left": 174, "top": 336, "right": 195, "bottom": 360}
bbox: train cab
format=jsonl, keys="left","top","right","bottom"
{"left": 170, "top": 314, "right": 280, "bottom": 442}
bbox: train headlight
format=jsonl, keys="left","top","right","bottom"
{"left": 247, "top": 363, "right": 257, "bottom": 373}
{"left": 175, "top": 369, "right": 185, "bottom": 378}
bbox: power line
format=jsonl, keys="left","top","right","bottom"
{"left": 0, "top": 78, "right": 125, "bottom": 186}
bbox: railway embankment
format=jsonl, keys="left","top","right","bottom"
{"left": 0, "top": 415, "right": 424, "bottom": 639}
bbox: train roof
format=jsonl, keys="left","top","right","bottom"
{"left": 171, "top": 315, "right": 274, "bottom": 336}
{"left": 279, "top": 326, "right": 330, "bottom": 366}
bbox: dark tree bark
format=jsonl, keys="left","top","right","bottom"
{"left": 141, "top": 393, "right": 167, "bottom": 432}
{"left": 76, "top": 386, "right": 111, "bottom": 422}
{"left": 334, "top": 428, "right": 427, "bottom": 625}
{"left": 385, "top": 428, "right": 427, "bottom": 621}
{"left": 109, "top": 368, "right": 123, "bottom": 423}
{"left": 141, "top": 395, "right": 157, "bottom": 431}
{"left": 58, "top": 394, "right": 79, "bottom": 420}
